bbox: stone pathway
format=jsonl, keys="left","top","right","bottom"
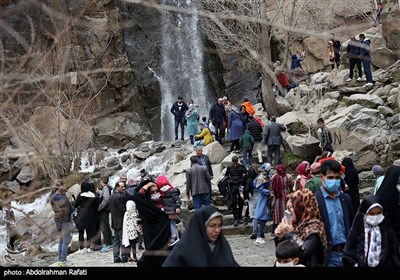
{"left": 48, "top": 235, "right": 275, "bottom": 267}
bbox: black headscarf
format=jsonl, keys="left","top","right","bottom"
{"left": 376, "top": 165, "right": 400, "bottom": 244}
{"left": 343, "top": 195, "right": 400, "bottom": 267}
{"left": 162, "top": 205, "right": 239, "bottom": 267}
{"left": 132, "top": 184, "right": 171, "bottom": 267}
{"left": 342, "top": 157, "right": 360, "bottom": 210}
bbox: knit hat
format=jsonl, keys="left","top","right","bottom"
{"left": 372, "top": 165, "right": 384, "bottom": 175}
{"left": 310, "top": 162, "right": 322, "bottom": 173}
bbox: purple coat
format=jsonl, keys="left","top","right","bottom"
{"left": 228, "top": 111, "right": 244, "bottom": 141}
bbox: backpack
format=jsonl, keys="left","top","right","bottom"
{"left": 99, "top": 185, "right": 113, "bottom": 212}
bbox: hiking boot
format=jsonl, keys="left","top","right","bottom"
{"left": 233, "top": 220, "right": 240, "bottom": 227}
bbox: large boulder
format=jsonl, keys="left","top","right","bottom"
{"left": 382, "top": 8, "right": 400, "bottom": 58}
{"left": 355, "top": 150, "right": 379, "bottom": 172}
{"left": 16, "top": 165, "right": 37, "bottom": 184}
{"left": 29, "top": 106, "right": 92, "bottom": 155}
{"left": 92, "top": 112, "right": 152, "bottom": 148}
{"left": 307, "top": 98, "right": 338, "bottom": 115}
{"left": 278, "top": 112, "right": 316, "bottom": 135}
{"left": 328, "top": 69, "right": 348, "bottom": 88}
{"left": 203, "top": 142, "right": 227, "bottom": 164}
{"left": 275, "top": 96, "right": 293, "bottom": 114}
{"left": 326, "top": 104, "right": 389, "bottom": 153}
{"left": 371, "top": 47, "right": 398, "bottom": 69}
{"left": 343, "top": 94, "right": 384, "bottom": 109}
{"left": 286, "top": 134, "right": 320, "bottom": 160}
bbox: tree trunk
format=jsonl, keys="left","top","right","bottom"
{"left": 260, "top": 3, "right": 280, "bottom": 118}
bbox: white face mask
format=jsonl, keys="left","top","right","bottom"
{"left": 396, "top": 185, "right": 400, "bottom": 192}
{"left": 151, "top": 193, "right": 161, "bottom": 200}
{"left": 365, "top": 213, "right": 384, "bottom": 226}
{"left": 276, "top": 260, "right": 295, "bottom": 267}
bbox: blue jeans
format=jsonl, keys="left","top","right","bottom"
{"left": 327, "top": 251, "right": 343, "bottom": 267}
{"left": 55, "top": 221, "right": 73, "bottom": 262}
{"left": 192, "top": 193, "right": 211, "bottom": 210}
{"left": 258, "top": 220, "right": 267, "bottom": 238}
{"left": 113, "top": 229, "right": 128, "bottom": 261}
{"left": 363, "top": 60, "right": 373, "bottom": 83}
{"left": 174, "top": 119, "right": 185, "bottom": 140}
{"left": 242, "top": 149, "right": 253, "bottom": 167}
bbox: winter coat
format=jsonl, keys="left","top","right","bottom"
{"left": 186, "top": 109, "right": 199, "bottom": 136}
{"left": 359, "top": 39, "right": 371, "bottom": 61}
{"left": 170, "top": 101, "right": 188, "bottom": 120}
{"left": 239, "top": 130, "right": 254, "bottom": 150}
{"left": 347, "top": 40, "right": 361, "bottom": 59}
{"left": 51, "top": 193, "right": 74, "bottom": 223}
{"left": 195, "top": 127, "right": 213, "bottom": 146}
{"left": 247, "top": 120, "right": 263, "bottom": 142}
{"left": 265, "top": 122, "right": 286, "bottom": 146}
{"left": 109, "top": 191, "right": 126, "bottom": 230}
{"left": 254, "top": 181, "right": 271, "bottom": 221}
{"left": 74, "top": 191, "right": 99, "bottom": 230}
{"left": 228, "top": 111, "right": 244, "bottom": 141}
{"left": 209, "top": 102, "right": 226, "bottom": 124}
{"left": 186, "top": 163, "right": 211, "bottom": 197}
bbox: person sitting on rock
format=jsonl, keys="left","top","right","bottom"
{"left": 193, "top": 122, "right": 213, "bottom": 151}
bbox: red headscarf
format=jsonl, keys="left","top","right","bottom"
{"left": 272, "top": 164, "right": 286, "bottom": 198}
{"left": 296, "top": 161, "right": 312, "bottom": 179}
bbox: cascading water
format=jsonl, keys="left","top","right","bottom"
{"left": 159, "top": 0, "right": 213, "bottom": 141}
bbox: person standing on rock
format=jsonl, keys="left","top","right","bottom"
{"left": 186, "top": 156, "right": 212, "bottom": 210}
{"left": 372, "top": 165, "right": 385, "bottom": 195}
{"left": 329, "top": 33, "right": 341, "bottom": 70}
{"left": 209, "top": 98, "right": 227, "bottom": 144}
{"left": 265, "top": 116, "right": 286, "bottom": 167}
{"left": 196, "top": 146, "right": 214, "bottom": 200}
{"left": 50, "top": 182, "right": 74, "bottom": 266}
{"left": 225, "top": 156, "right": 248, "bottom": 227}
{"left": 342, "top": 157, "right": 360, "bottom": 212}
{"left": 185, "top": 99, "right": 199, "bottom": 145}
{"left": 317, "top": 117, "right": 333, "bottom": 154}
{"left": 247, "top": 115, "right": 264, "bottom": 164}
{"left": 346, "top": 34, "right": 363, "bottom": 82}
{"left": 359, "top": 33, "right": 374, "bottom": 87}
{"left": 170, "top": 96, "right": 188, "bottom": 141}
{"left": 162, "top": 205, "right": 239, "bottom": 267}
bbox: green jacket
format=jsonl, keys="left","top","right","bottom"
{"left": 305, "top": 175, "right": 322, "bottom": 193}
{"left": 239, "top": 130, "right": 254, "bottom": 150}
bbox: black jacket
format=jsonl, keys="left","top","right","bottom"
{"left": 225, "top": 164, "right": 247, "bottom": 186}
{"left": 247, "top": 120, "right": 263, "bottom": 142}
{"left": 109, "top": 191, "right": 126, "bottom": 230}
{"left": 347, "top": 40, "right": 361, "bottom": 59}
{"left": 209, "top": 102, "right": 226, "bottom": 124}
{"left": 162, "top": 188, "right": 181, "bottom": 215}
{"left": 51, "top": 193, "right": 73, "bottom": 223}
{"left": 170, "top": 101, "right": 188, "bottom": 120}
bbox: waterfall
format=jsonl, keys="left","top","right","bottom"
{"left": 159, "top": 0, "right": 212, "bottom": 141}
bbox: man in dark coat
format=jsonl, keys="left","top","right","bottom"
{"left": 196, "top": 146, "right": 213, "bottom": 199}
{"left": 346, "top": 34, "right": 362, "bottom": 82}
{"left": 109, "top": 181, "right": 128, "bottom": 263}
{"left": 265, "top": 116, "right": 286, "bottom": 166}
{"left": 247, "top": 115, "right": 264, "bottom": 163}
{"left": 170, "top": 96, "right": 188, "bottom": 140}
{"left": 315, "top": 160, "right": 354, "bottom": 267}
{"left": 225, "top": 156, "right": 247, "bottom": 227}
{"left": 186, "top": 156, "right": 212, "bottom": 210}
{"left": 209, "top": 98, "right": 227, "bottom": 143}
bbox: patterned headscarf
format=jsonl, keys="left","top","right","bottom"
{"left": 288, "top": 189, "right": 327, "bottom": 257}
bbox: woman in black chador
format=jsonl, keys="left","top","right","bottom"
{"left": 343, "top": 195, "right": 400, "bottom": 267}
{"left": 163, "top": 205, "right": 239, "bottom": 267}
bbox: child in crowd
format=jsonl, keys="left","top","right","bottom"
{"left": 122, "top": 200, "right": 142, "bottom": 262}
{"left": 156, "top": 175, "right": 182, "bottom": 246}
{"left": 275, "top": 239, "right": 305, "bottom": 267}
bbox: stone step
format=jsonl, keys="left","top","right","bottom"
{"left": 223, "top": 221, "right": 273, "bottom": 236}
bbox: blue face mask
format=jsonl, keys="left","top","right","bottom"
{"left": 324, "top": 179, "right": 340, "bottom": 193}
